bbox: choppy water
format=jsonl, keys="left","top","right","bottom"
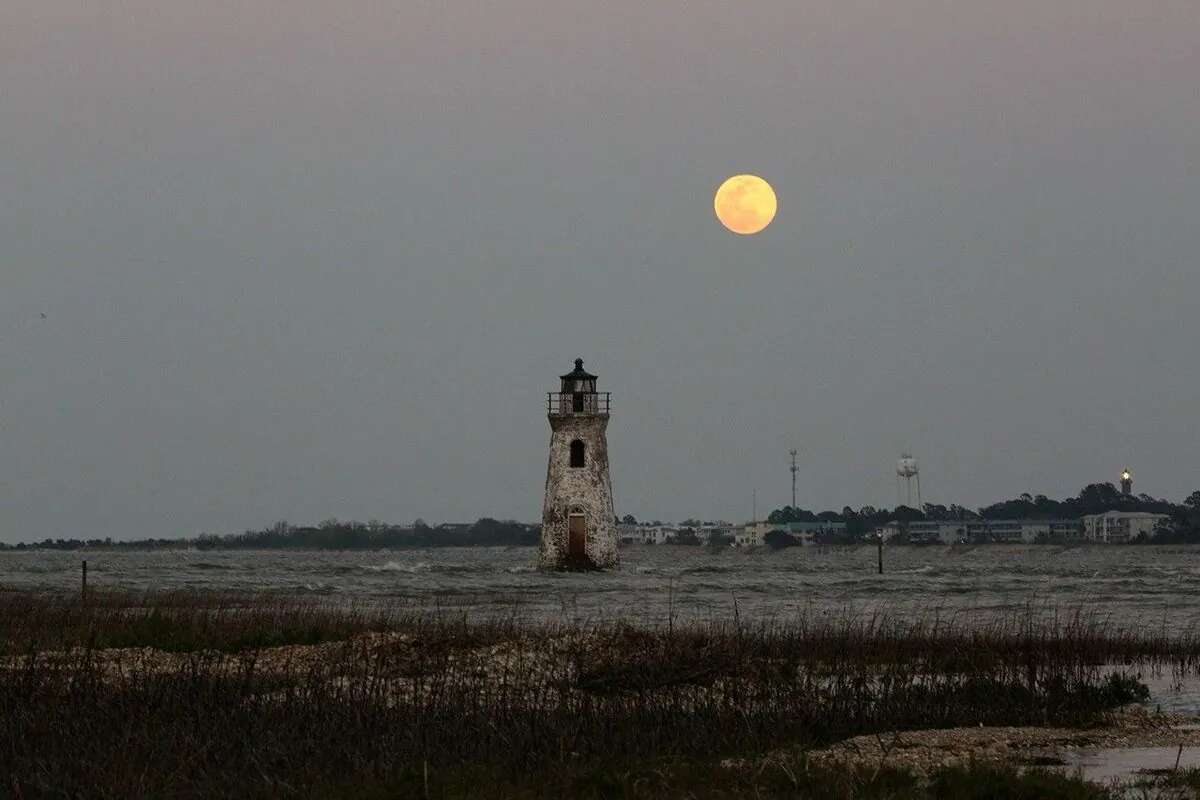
{"left": 3, "top": 544, "right": 1200, "bottom": 632}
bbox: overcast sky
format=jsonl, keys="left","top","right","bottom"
{"left": 2, "top": 1, "right": 1198, "bottom": 541}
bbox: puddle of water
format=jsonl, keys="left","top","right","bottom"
{"left": 1138, "top": 671, "right": 1200, "bottom": 716}
{"left": 1061, "top": 746, "right": 1200, "bottom": 784}
{"left": 1098, "top": 665, "right": 1200, "bottom": 716}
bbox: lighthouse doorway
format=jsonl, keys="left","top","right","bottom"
{"left": 568, "top": 514, "right": 587, "bottom": 560}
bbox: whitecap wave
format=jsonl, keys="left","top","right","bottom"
{"left": 365, "top": 561, "right": 429, "bottom": 573}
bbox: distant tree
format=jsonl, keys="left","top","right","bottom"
{"left": 950, "top": 504, "right": 980, "bottom": 520}
{"left": 763, "top": 529, "right": 799, "bottom": 550}
{"left": 706, "top": 532, "right": 734, "bottom": 551}
{"left": 1074, "top": 483, "right": 1125, "bottom": 515}
{"left": 922, "top": 503, "right": 950, "bottom": 521}
{"left": 840, "top": 506, "right": 870, "bottom": 539}
{"left": 767, "top": 506, "right": 818, "bottom": 524}
{"left": 892, "top": 505, "right": 925, "bottom": 523}
{"left": 1031, "top": 495, "right": 1060, "bottom": 517}
{"left": 669, "top": 528, "right": 701, "bottom": 545}
{"left": 468, "top": 518, "right": 537, "bottom": 546}
{"left": 621, "top": 514, "right": 637, "bottom": 525}
{"left": 980, "top": 496, "right": 1037, "bottom": 520}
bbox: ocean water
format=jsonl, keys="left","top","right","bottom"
{"left": 3, "top": 544, "right": 1200, "bottom": 632}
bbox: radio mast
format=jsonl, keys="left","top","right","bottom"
{"left": 789, "top": 448, "right": 799, "bottom": 509}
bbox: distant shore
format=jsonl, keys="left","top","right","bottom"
{"left": 6, "top": 538, "right": 1200, "bottom": 552}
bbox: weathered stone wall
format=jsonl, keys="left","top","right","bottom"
{"left": 540, "top": 414, "right": 617, "bottom": 569}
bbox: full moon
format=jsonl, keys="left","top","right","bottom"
{"left": 714, "top": 174, "right": 777, "bottom": 235}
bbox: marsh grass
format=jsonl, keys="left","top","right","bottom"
{"left": 0, "top": 590, "right": 402, "bottom": 654}
{"left": 1132, "top": 764, "right": 1200, "bottom": 797}
{"left": 1, "top": 590, "right": 1197, "bottom": 797}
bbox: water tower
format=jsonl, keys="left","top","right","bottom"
{"left": 540, "top": 359, "right": 617, "bottom": 570}
{"left": 896, "top": 453, "right": 921, "bottom": 509}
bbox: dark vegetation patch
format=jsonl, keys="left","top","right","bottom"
{"left": 1, "top": 591, "right": 1197, "bottom": 797}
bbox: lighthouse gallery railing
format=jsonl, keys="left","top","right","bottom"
{"left": 546, "top": 392, "right": 611, "bottom": 415}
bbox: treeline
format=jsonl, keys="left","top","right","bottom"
{"left": 974, "top": 483, "right": 1178, "bottom": 520}
{"left": 7, "top": 483, "right": 1200, "bottom": 551}
{"left": 0, "top": 537, "right": 190, "bottom": 552}
{"left": 766, "top": 483, "right": 1200, "bottom": 542}
{"left": 0, "top": 519, "right": 539, "bottom": 552}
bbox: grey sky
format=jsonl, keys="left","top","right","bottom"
{"left": 2, "top": 1, "right": 1198, "bottom": 541}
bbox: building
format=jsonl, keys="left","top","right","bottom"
{"left": 693, "top": 523, "right": 735, "bottom": 545}
{"left": 1082, "top": 511, "right": 1169, "bottom": 543}
{"left": 616, "top": 522, "right": 734, "bottom": 546}
{"left": 617, "top": 523, "right": 673, "bottom": 545}
{"left": 735, "top": 522, "right": 770, "bottom": 547}
{"left": 734, "top": 520, "right": 845, "bottom": 546}
{"left": 876, "top": 520, "right": 968, "bottom": 544}
{"left": 540, "top": 359, "right": 617, "bottom": 569}
{"left": 877, "top": 519, "right": 1081, "bottom": 544}
{"left": 780, "top": 521, "right": 847, "bottom": 545}
{"left": 901, "top": 521, "right": 970, "bottom": 545}
{"left": 974, "top": 519, "right": 1079, "bottom": 543}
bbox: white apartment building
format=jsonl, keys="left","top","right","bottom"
{"left": 1082, "top": 511, "right": 1170, "bottom": 543}
{"left": 617, "top": 523, "right": 735, "bottom": 545}
{"left": 617, "top": 524, "right": 674, "bottom": 545}
{"left": 733, "top": 520, "right": 846, "bottom": 547}
{"left": 897, "top": 521, "right": 970, "bottom": 544}
{"left": 980, "top": 519, "right": 1080, "bottom": 543}
{"left": 690, "top": 525, "right": 734, "bottom": 545}
{"left": 878, "top": 519, "right": 1081, "bottom": 544}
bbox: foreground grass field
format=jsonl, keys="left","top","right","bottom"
{"left": 2, "top": 590, "right": 1198, "bottom": 797}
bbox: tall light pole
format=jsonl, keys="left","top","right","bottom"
{"left": 789, "top": 448, "right": 798, "bottom": 509}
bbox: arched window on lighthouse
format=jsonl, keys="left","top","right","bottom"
{"left": 569, "top": 440, "right": 586, "bottom": 468}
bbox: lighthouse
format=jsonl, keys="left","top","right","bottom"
{"left": 540, "top": 359, "right": 617, "bottom": 570}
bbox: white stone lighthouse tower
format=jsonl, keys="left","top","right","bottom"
{"left": 540, "top": 359, "right": 617, "bottom": 570}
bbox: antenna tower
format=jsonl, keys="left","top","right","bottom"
{"left": 789, "top": 448, "right": 798, "bottom": 509}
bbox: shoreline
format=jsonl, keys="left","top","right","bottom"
{"left": 7, "top": 540, "right": 1200, "bottom": 552}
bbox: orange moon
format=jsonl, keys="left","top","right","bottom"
{"left": 714, "top": 174, "right": 777, "bottom": 235}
